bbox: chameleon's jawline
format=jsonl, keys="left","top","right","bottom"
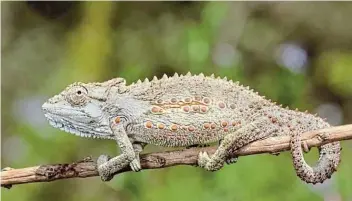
{"left": 44, "top": 113, "right": 114, "bottom": 140}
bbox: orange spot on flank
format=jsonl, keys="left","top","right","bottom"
{"left": 221, "top": 121, "right": 228, "bottom": 127}
{"left": 192, "top": 105, "right": 200, "bottom": 112}
{"left": 158, "top": 123, "right": 165, "bottom": 129}
{"left": 232, "top": 121, "right": 240, "bottom": 126}
{"left": 204, "top": 123, "right": 210, "bottom": 129}
{"left": 183, "top": 106, "right": 190, "bottom": 112}
{"left": 211, "top": 123, "right": 216, "bottom": 129}
{"left": 151, "top": 106, "right": 160, "bottom": 113}
{"left": 115, "top": 117, "right": 121, "bottom": 124}
{"left": 188, "top": 126, "right": 195, "bottom": 131}
{"left": 200, "top": 106, "right": 208, "bottom": 113}
{"left": 171, "top": 124, "right": 178, "bottom": 131}
{"left": 218, "top": 102, "right": 226, "bottom": 109}
{"left": 145, "top": 121, "right": 153, "bottom": 128}
{"left": 203, "top": 97, "right": 211, "bottom": 104}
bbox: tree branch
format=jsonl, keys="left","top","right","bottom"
{"left": 2, "top": 124, "right": 352, "bottom": 188}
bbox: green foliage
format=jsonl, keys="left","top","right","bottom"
{"left": 315, "top": 50, "right": 352, "bottom": 98}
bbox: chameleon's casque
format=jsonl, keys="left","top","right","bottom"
{"left": 42, "top": 72, "right": 341, "bottom": 184}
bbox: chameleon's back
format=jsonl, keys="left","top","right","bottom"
{"left": 126, "top": 73, "right": 271, "bottom": 147}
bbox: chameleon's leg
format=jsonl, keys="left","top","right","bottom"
{"left": 129, "top": 143, "right": 146, "bottom": 172}
{"left": 97, "top": 122, "right": 135, "bottom": 181}
{"left": 218, "top": 140, "right": 238, "bottom": 165}
{"left": 198, "top": 117, "right": 277, "bottom": 171}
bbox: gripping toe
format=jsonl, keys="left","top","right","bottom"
{"left": 129, "top": 159, "right": 141, "bottom": 172}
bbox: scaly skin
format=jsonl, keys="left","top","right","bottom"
{"left": 42, "top": 72, "right": 341, "bottom": 184}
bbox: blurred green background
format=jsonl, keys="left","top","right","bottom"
{"left": 1, "top": 1, "right": 352, "bottom": 201}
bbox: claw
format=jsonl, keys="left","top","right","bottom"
{"left": 198, "top": 151, "right": 211, "bottom": 169}
{"left": 225, "top": 157, "right": 238, "bottom": 165}
{"left": 129, "top": 159, "right": 141, "bottom": 172}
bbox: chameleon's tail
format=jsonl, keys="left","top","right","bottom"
{"left": 290, "top": 127, "right": 341, "bottom": 184}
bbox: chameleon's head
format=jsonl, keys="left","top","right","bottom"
{"left": 42, "top": 78, "right": 126, "bottom": 139}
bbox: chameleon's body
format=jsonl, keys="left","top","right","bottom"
{"left": 42, "top": 73, "right": 341, "bottom": 184}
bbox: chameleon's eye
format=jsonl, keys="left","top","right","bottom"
{"left": 66, "top": 85, "right": 88, "bottom": 106}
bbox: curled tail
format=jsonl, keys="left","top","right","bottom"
{"left": 290, "top": 127, "right": 341, "bottom": 184}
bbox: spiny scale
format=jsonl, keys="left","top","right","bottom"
{"left": 132, "top": 72, "right": 246, "bottom": 88}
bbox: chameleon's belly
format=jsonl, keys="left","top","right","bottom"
{"left": 130, "top": 118, "right": 243, "bottom": 147}
{"left": 133, "top": 126, "right": 225, "bottom": 147}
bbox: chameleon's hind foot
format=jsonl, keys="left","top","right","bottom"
{"left": 225, "top": 156, "right": 238, "bottom": 165}
{"left": 129, "top": 159, "right": 141, "bottom": 172}
{"left": 97, "top": 154, "right": 114, "bottom": 182}
{"left": 198, "top": 151, "right": 211, "bottom": 169}
{"left": 197, "top": 151, "right": 223, "bottom": 171}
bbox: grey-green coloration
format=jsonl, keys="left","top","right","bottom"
{"left": 42, "top": 73, "right": 341, "bottom": 184}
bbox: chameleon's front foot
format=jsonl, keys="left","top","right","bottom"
{"left": 129, "top": 159, "right": 141, "bottom": 172}
{"left": 97, "top": 154, "right": 114, "bottom": 182}
{"left": 197, "top": 151, "right": 224, "bottom": 171}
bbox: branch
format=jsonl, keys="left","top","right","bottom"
{"left": 2, "top": 124, "right": 352, "bottom": 188}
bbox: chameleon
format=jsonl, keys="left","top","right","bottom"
{"left": 41, "top": 72, "right": 341, "bottom": 184}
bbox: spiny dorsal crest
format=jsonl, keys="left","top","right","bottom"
{"left": 129, "top": 72, "right": 248, "bottom": 91}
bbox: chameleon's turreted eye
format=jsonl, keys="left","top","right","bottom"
{"left": 66, "top": 85, "right": 88, "bottom": 106}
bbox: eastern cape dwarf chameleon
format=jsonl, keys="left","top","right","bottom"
{"left": 42, "top": 73, "right": 341, "bottom": 184}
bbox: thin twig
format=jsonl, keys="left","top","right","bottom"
{"left": 1, "top": 124, "right": 352, "bottom": 188}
